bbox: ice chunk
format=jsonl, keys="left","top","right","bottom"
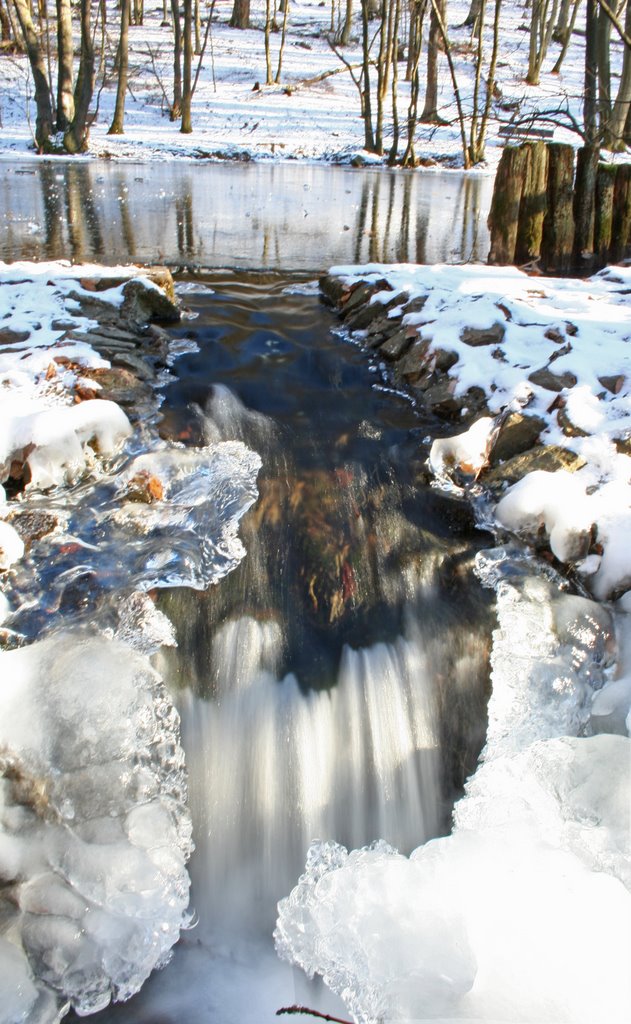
{"left": 0, "top": 631, "right": 192, "bottom": 1018}
{"left": 429, "top": 416, "right": 495, "bottom": 482}
{"left": 0, "top": 520, "right": 24, "bottom": 568}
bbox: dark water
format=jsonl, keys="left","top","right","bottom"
{"left": 0, "top": 160, "right": 492, "bottom": 270}
{"left": 87, "top": 272, "right": 494, "bottom": 1024}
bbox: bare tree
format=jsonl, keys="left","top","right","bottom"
{"left": 12, "top": 0, "right": 53, "bottom": 147}
{"left": 421, "top": 0, "right": 445, "bottom": 122}
{"left": 108, "top": 0, "right": 130, "bottom": 134}
{"left": 171, "top": 0, "right": 183, "bottom": 118}
{"left": 56, "top": 0, "right": 74, "bottom": 131}
{"left": 181, "top": 0, "right": 193, "bottom": 131}
{"left": 526, "top": 0, "right": 561, "bottom": 86}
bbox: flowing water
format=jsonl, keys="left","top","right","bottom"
{"left": 83, "top": 272, "right": 494, "bottom": 1023}
{"left": 0, "top": 162, "right": 496, "bottom": 1022}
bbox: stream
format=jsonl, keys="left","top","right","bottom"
{"left": 84, "top": 271, "right": 494, "bottom": 1023}
{"left": 0, "top": 162, "right": 496, "bottom": 1023}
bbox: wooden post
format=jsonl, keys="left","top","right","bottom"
{"left": 594, "top": 164, "right": 616, "bottom": 267}
{"left": 515, "top": 141, "right": 549, "bottom": 263}
{"left": 610, "top": 164, "right": 631, "bottom": 264}
{"left": 572, "top": 145, "right": 599, "bottom": 269}
{"left": 541, "top": 143, "right": 575, "bottom": 274}
{"left": 488, "top": 145, "right": 530, "bottom": 264}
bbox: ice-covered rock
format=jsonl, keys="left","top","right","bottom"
{"left": 0, "top": 631, "right": 192, "bottom": 1021}
{"left": 0, "top": 396, "right": 132, "bottom": 490}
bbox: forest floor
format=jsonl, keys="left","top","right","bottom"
{"left": 0, "top": 0, "right": 625, "bottom": 169}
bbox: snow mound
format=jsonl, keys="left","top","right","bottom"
{"left": 0, "top": 631, "right": 193, "bottom": 1021}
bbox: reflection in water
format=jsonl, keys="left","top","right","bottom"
{"left": 0, "top": 160, "right": 493, "bottom": 270}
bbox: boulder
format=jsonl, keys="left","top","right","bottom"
{"left": 528, "top": 367, "right": 578, "bottom": 392}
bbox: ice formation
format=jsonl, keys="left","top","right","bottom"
{"left": 0, "top": 631, "right": 193, "bottom": 1022}
{"left": 276, "top": 559, "right": 631, "bottom": 1023}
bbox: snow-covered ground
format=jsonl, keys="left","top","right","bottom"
{"left": 0, "top": 0, "right": 622, "bottom": 168}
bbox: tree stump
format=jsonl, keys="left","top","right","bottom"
{"left": 541, "top": 143, "right": 575, "bottom": 274}
{"left": 594, "top": 163, "right": 616, "bottom": 266}
{"left": 572, "top": 145, "right": 599, "bottom": 269}
{"left": 610, "top": 164, "right": 631, "bottom": 263}
{"left": 515, "top": 141, "right": 549, "bottom": 263}
{"left": 488, "top": 145, "right": 530, "bottom": 264}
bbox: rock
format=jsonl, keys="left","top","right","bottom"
{"left": 460, "top": 322, "right": 505, "bottom": 347}
{"left": 395, "top": 338, "right": 431, "bottom": 381}
{"left": 0, "top": 328, "right": 30, "bottom": 347}
{"left": 123, "top": 471, "right": 164, "bottom": 504}
{"left": 598, "top": 374, "right": 625, "bottom": 395}
{"left": 423, "top": 380, "right": 462, "bottom": 420}
{"left": 400, "top": 295, "right": 428, "bottom": 318}
{"left": 433, "top": 348, "right": 459, "bottom": 373}
{"left": 121, "top": 279, "right": 180, "bottom": 325}
{"left": 557, "top": 406, "right": 590, "bottom": 438}
{"left": 80, "top": 367, "right": 154, "bottom": 407}
{"left": 6, "top": 510, "right": 60, "bottom": 547}
{"left": 528, "top": 367, "right": 578, "bottom": 392}
{"left": 489, "top": 412, "right": 546, "bottom": 465}
{"left": 340, "top": 282, "right": 378, "bottom": 318}
{"left": 482, "top": 445, "right": 587, "bottom": 492}
{"left": 378, "top": 327, "right": 416, "bottom": 360}
{"left": 345, "top": 299, "right": 390, "bottom": 332}
{"left": 319, "top": 274, "right": 349, "bottom": 307}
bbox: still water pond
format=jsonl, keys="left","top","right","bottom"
{"left": 0, "top": 160, "right": 492, "bottom": 270}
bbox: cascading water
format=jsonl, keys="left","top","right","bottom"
{"left": 83, "top": 273, "right": 493, "bottom": 1024}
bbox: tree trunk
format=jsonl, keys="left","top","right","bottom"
{"left": 171, "top": 0, "right": 182, "bottom": 118}
{"left": 488, "top": 144, "right": 530, "bottom": 264}
{"left": 64, "top": 0, "right": 95, "bottom": 153}
{"left": 55, "top": 0, "right": 74, "bottom": 132}
{"left": 572, "top": 144, "right": 599, "bottom": 266}
{"left": 229, "top": 0, "right": 250, "bottom": 28}
{"left": 606, "top": 0, "right": 631, "bottom": 150}
{"left": 596, "top": 4, "right": 611, "bottom": 139}
{"left": 0, "top": 1, "right": 11, "bottom": 42}
{"left": 108, "top": 0, "right": 130, "bottom": 134}
{"left": 181, "top": 0, "right": 193, "bottom": 132}
{"left": 541, "top": 142, "right": 575, "bottom": 273}
{"left": 463, "top": 0, "right": 482, "bottom": 27}
{"left": 133, "top": 0, "right": 143, "bottom": 25}
{"left": 421, "top": 0, "right": 444, "bottom": 121}
{"left": 526, "top": 0, "right": 560, "bottom": 87}
{"left": 194, "top": 0, "right": 201, "bottom": 53}
{"left": 12, "top": 0, "right": 53, "bottom": 148}
{"left": 264, "top": 0, "right": 273, "bottom": 84}
{"left": 340, "top": 0, "right": 353, "bottom": 44}
{"left": 551, "top": 0, "right": 581, "bottom": 74}
{"left": 583, "top": 0, "right": 598, "bottom": 146}
{"left": 594, "top": 162, "right": 616, "bottom": 264}
{"left": 610, "top": 163, "right": 631, "bottom": 262}
{"left": 360, "top": 0, "right": 376, "bottom": 151}
{"left": 515, "top": 140, "right": 549, "bottom": 262}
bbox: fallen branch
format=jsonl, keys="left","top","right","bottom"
{"left": 276, "top": 1006, "right": 352, "bottom": 1024}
